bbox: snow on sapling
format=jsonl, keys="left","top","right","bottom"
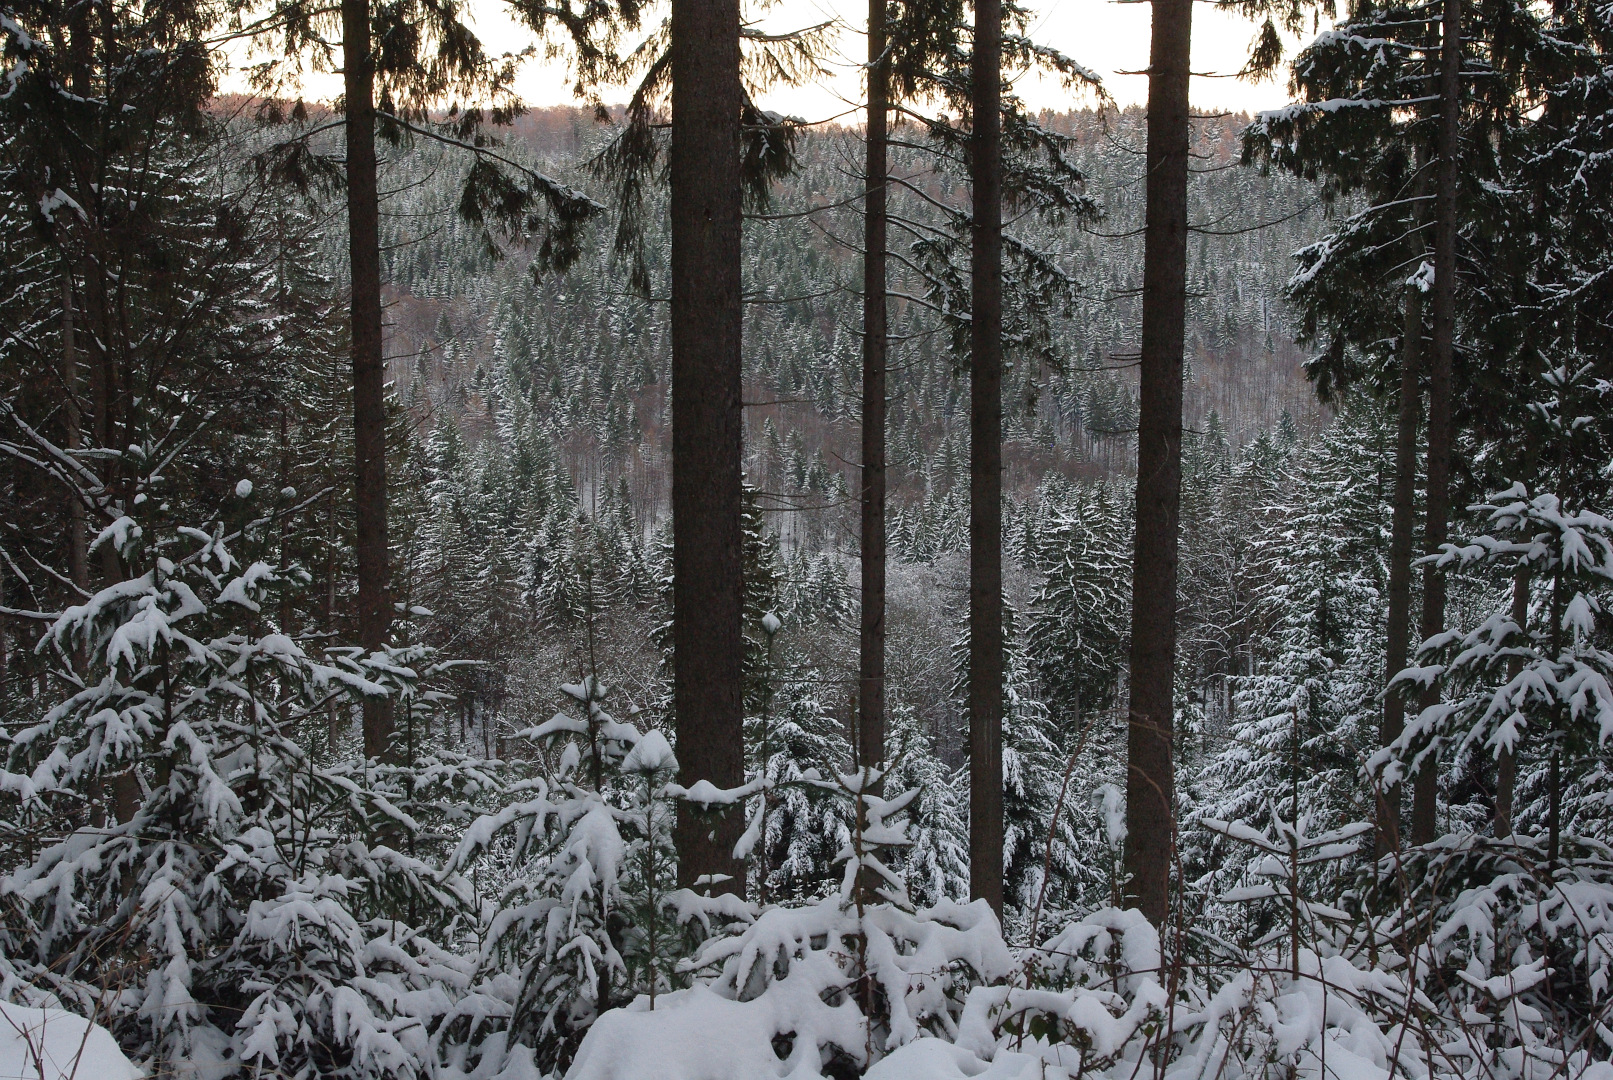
{"left": 949, "top": 604, "right": 1075, "bottom": 921}
{"left": 939, "top": 899, "right": 1457, "bottom": 1080}
{"left": 0, "top": 513, "right": 472, "bottom": 1080}
{"left": 1375, "top": 482, "right": 1613, "bottom": 862}
{"left": 936, "top": 907, "right": 1167, "bottom": 1078}
{"left": 568, "top": 765, "right": 1017, "bottom": 1080}
{"left": 883, "top": 703, "right": 968, "bottom": 909}
{"left": 743, "top": 610, "right": 851, "bottom": 904}
{"left": 616, "top": 726, "right": 689, "bottom": 1006}
{"left": 1374, "top": 832, "right": 1613, "bottom": 1075}
{"left": 447, "top": 676, "right": 733, "bottom": 1075}
{"left": 1199, "top": 812, "right": 1372, "bottom": 974}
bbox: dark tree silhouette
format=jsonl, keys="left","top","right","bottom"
{"left": 669, "top": 0, "right": 748, "bottom": 893}
{"left": 1124, "top": 0, "right": 1192, "bottom": 927}
{"left": 968, "top": 0, "right": 1006, "bottom": 916}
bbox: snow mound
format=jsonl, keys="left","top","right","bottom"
{"left": 0, "top": 1002, "right": 141, "bottom": 1080}
{"left": 565, "top": 985, "right": 841, "bottom": 1079}
{"left": 866, "top": 1040, "right": 1048, "bottom": 1079}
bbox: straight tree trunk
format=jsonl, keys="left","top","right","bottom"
{"left": 84, "top": 241, "right": 120, "bottom": 586}
{"left": 968, "top": 0, "right": 1005, "bottom": 916}
{"left": 858, "top": 0, "right": 889, "bottom": 781}
{"left": 1379, "top": 282, "right": 1422, "bottom": 858}
{"left": 1124, "top": 0, "right": 1192, "bottom": 929}
{"left": 1494, "top": 565, "right": 1526, "bottom": 836}
{"left": 1546, "top": 568, "right": 1564, "bottom": 865}
{"left": 65, "top": 36, "right": 136, "bottom": 821}
{"left": 62, "top": 272, "right": 88, "bottom": 597}
{"left": 670, "top": 0, "right": 747, "bottom": 894}
{"left": 65, "top": 0, "right": 112, "bottom": 590}
{"left": 1413, "top": 0, "right": 1461, "bottom": 846}
{"left": 343, "top": 0, "right": 393, "bottom": 761}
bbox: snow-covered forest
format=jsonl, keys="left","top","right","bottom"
{"left": 2, "top": 0, "right": 1612, "bottom": 1074}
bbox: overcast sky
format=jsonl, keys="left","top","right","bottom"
{"left": 227, "top": 0, "right": 1306, "bottom": 118}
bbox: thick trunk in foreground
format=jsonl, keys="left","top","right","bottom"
{"left": 968, "top": 0, "right": 1004, "bottom": 916}
{"left": 343, "top": 0, "right": 393, "bottom": 761}
{"left": 1413, "top": 0, "right": 1461, "bottom": 847}
{"left": 1124, "top": 0, "right": 1192, "bottom": 929}
{"left": 670, "top": 0, "right": 746, "bottom": 894}
{"left": 1379, "top": 283, "right": 1422, "bottom": 858}
{"left": 859, "top": 0, "right": 889, "bottom": 781}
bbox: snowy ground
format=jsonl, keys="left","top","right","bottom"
{"left": 0, "top": 1002, "right": 141, "bottom": 1080}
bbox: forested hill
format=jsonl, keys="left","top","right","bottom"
{"left": 301, "top": 103, "right": 1333, "bottom": 763}
{"left": 369, "top": 105, "right": 1328, "bottom": 542}
{"left": 8, "top": 0, "right": 1613, "bottom": 1058}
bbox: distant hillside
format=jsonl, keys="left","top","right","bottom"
{"left": 263, "top": 102, "right": 1330, "bottom": 549}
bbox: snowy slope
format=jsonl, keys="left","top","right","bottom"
{"left": 0, "top": 1002, "right": 141, "bottom": 1080}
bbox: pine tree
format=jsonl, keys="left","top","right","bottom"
{"left": 884, "top": 703, "right": 969, "bottom": 908}
{"left": 666, "top": 0, "right": 747, "bottom": 894}
{"left": 0, "top": 509, "right": 470, "bottom": 1079}
{"left": 951, "top": 603, "right": 1073, "bottom": 920}
{"left": 1026, "top": 482, "right": 1131, "bottom": 740}
{"left": 449, "top": 677, "right": 722, "bottom": 1073}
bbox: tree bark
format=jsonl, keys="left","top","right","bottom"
{"left": 670, "top": 0, "right": 746, "bottom": 895}
{"left": 1124, "top": 0, "right": 1192, "bottom": 929}
{"left": 1546, "top": 567, "right": 1564, "bottom": 866}
{"left": 1413, "top": 0, "right": 1461, "bottom": 847}
{"left": 1379, "top": 282, "right": 1422, "bottom": 858}
{"left": 1494, "top": 565, "right": 1526, "bottom": 837}
{"left": 968, "top": 0, "right": 1005, "bottom": 916}
{"left": 858, "top": 0, "right": 889, "bottom": 782}
{"left": 62, "top": 272, "right": 88, "bottom": 597}
{"left": 343, "top": 0, "right": 393, "bottom": 762}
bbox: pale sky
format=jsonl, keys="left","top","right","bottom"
{"left": 224, "top": 0, "right": 1304, "bottom": 119}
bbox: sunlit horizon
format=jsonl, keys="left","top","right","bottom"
{"left": 218, "top": 0, "right": 1311, "bottom": 121}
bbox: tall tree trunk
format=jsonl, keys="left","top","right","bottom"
{"left": 343, "top": 0, "right": 393, "bottom": 762}
{"left": 670, "top": 0, "right": 746, "bottom": 895}
{"left": 62, "top": 272, "right": 88, "bottom": 597}
{"left": 1546, "top": 567, "right": 1564, "bottom": 866}
{"left": 66, "top": 35, "right": 136, "bottom": 820}
{"left": 858, "top": 0, "right": 889, "bottom": 782}
{"left": 968, "top": 0, "right": 1004, "bottom": 917}
{"left": 1379, "top": 282, "right": 1422, "bottom": 858}
{"left": 84, "top": 244, "right": 119, "bottom": 586}
{"left": 1494, "top": 565, "right": 1526, "bottom": 837}
{"left": 65, "top": 0, "right": 107, "bottom": 588}
{"left": 1124, "top": 0, "right": 1192, "bottom": 929}
{"left": 1413, "top": 0, "right": 1461, "bottom": 846}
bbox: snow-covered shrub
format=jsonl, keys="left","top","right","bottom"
{"left": 1377, "top": 833, "right": 1613, "bottom": 1076}
{"left": 944, "top": 906, "right": 1167, "bottom": 1077}
{"left": 745, "top": 669, "right": 852, "bottom": 904}
{"left": 566, "top": 769, "right": 1017, "bottom": 1079}
{"left": 1198, "top": 812, "right": 1373, "bottom": 969}
{"left": 1379, "top": 483, "right": 1613, "bottom": 854}
{"left": 0, "top": 518, "right": 475, "bottom": 1080}
{"left": 447, "top": 677, "right": 744, "bottom": 1075}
